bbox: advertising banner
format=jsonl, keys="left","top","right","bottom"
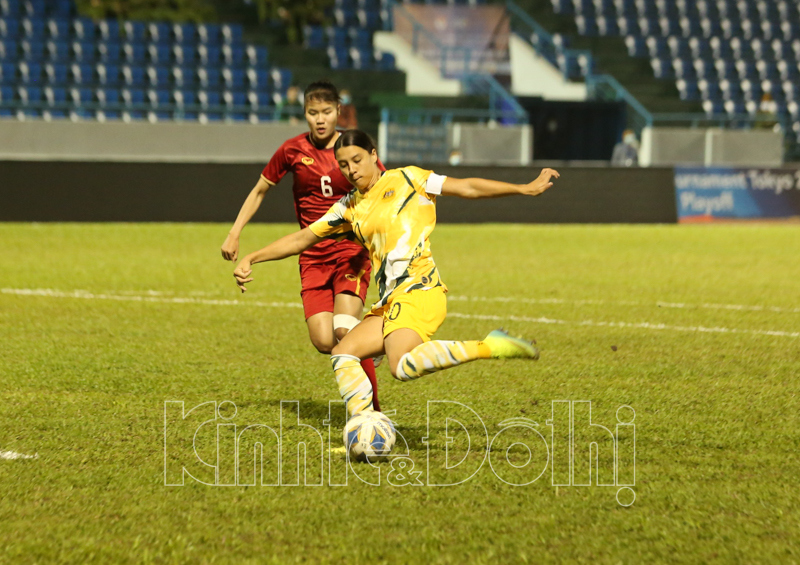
{"left": 674, "top": 167, "right": 800, "bottom": 222}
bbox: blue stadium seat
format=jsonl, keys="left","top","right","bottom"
{"left": 624, "top": 35, "right": 646, "bottom": 57}
{"left": 69, "top": 62, "right": 93, "bottom": 85}
{"left": 98, "top": 42, "right": 121, "bottom": 63}
{"left": 123, "top": 42, "right": 146, "bottom": 65}
{"left": 18, "top": 59, "right": 40, "bottom": 83}
{"left": 173, "top": 89, "right": 197, "bottom": 119}
{"left": 147, "top": 22, "right": 170, "bottom": 44}
{"left": 246, "top": 45, "right": 269, "bottom": 68}
{"left": 172, "top": 65, "right": 195, "bottom": 88}
{"left": 617, "top": 15, "right": 639, "bottom": 35}
{"left": 646, "top": 36, "right": 668, "bottom": 58}
{"left": 735, "top": 59, "right": 758, "bottom": 81}
{"left": 0, "top": 19, "right": 21, "bottom": 39}
{"left": 69, "top": 85, "right": 92, "bottom": 118}
{"left": 676, "top": 78, "right": 700, "bottom": 100}
{"left": 270, "top": 67, "right": 292, "bottom": 92}
{"left": 121, "top": 87, "right": 145, "bottom": 118}
{"left": 357, "top": 8, "right": 381, "bottom": 29}
{"left": 357, "top": 0, "right": 380, "bottom": 10}
{"left": 197, "top": 23, "right": 220, "bottom": 45}
{"left": 714, "top": 59, "right": 737, "bottom": 81}
{"left": 778, "top": 60, "right": 800, "bottom": 81}
{"left": 121, "top": 64, "right": 145, "bottom": 87}
{"left": 246, "top": 67, "right": 269, "bottom": 91}
{"left": 98, "top": 20, "right": 120, "bottom": 42}
{"left": 760, "top": 79, "right": 780, "bottom": 98}
{"left": 575, "top": 15, "right": 599, "bottom": 35}
{"left": 304, "top": 25, "right": 324, "bottom": 50}
{"left": 97, "top": 62, "right": 119, "bottom": 86}
{"left": 650, "top": 57, "right": 673, "bottom": 79}
{"left": 46, "top": 17, "right": 68, "bottom": 40}
{"left": 96, "top": 87, "right": 121, "bottom": 119}
{"left": 672, "top": 57, "right": 695, "bottom": 79}
{"left": 197, "top": 66, "right": 220, "bottom": 89}
{"left": 740, "top": 78, "right": 761, "bottom": 101}
{"left": 223, "top": 89, "right": 248, "bottom": 121}
{"left": 146, "top": 87, "right": 170, "bottom": 108}
{"left": 247, "top": 89, "right": 270, "bottom": 110}
{"left": 18, "top": 83, "right": 41, "bottom": 115}
{"left": 667, "top": 37, "right": 690, "bottom": 59}
{"left": 702, "top": 99, "right": 724, "bottom": 115}
{"left": 43, "top": 85, "right": 67, "bottom": 118}
{"left": 349, "top": 27, "right": 371, "bottom": 49}
{"left": 123, "top": 21, "right": 146, "bottom": 43}
{"left": 326, "top": 26, "right": 348, "bottom": 49}
{"left": 334, "top": 8, "right": 357, "bottom": 27}
{"left": 72, "top": 17, "right": 94, "bottom": 41}
{"left": 719, "top": 78, "right": 742, "bottom": 101}
{"left": 349, "top": 46, "right": 371, "bottom": 69}
{"left": 698, "top": 78, "right": 720, "bottom": 100}
{"left": 709, "top": 37, "right": 732, "bottom": 59}
{"left": 0, "top": 84, "right": 14, "bottom": 116}
{"left": 222, "top": 44, "right": 244, "bottom": 67}
{"left": 700, "top": 17, "right": 722, "bottom": 37}
{"left": 198, "top": 44, "right": 220, "bottom": 66}
{"left": 222, "top": 67, "right": 244, "bottom": 90}
{"left": 692, "top": 58, "right": 714, "bottom": 80}
{"left": 688, "top": 37, "right": 711, "bottom": 59}
{"left": 146, "top": 65, "right": 170, "bottom": 88}
{"left": 44, "top": 62, "right": 67, "bottom": 84}
{"left": 597, "top": 15, "right": 619, "bottom": 35}
{"left": 23, "top": 0, "right": 44, "bottom": 18}
{"left": 46, "top": 39, "right": 68, "bottom": 62}
{"left": 0, "top": 60, "right": 16, "bottom": 83}
{"left": 198, "top": 89, "right": 222, "bottom": 120}
{"left": 374, "top": 50, "right": 395, "bottom": 71}
{"left": 756, "top": 60, "right": 779, "bottom": 81}
{"left": 679, "top": 16, "right": 702, "bottom": 37}
{"left": 751, "top": 38, "right": 772, "bottom": 61}
{"left": 221, "top": 24, "right": 243, "bottom": 45}
{"left": 1, "top": 0, "right": 21, "bottom": 17}
{"left": 172, "top": 22, "right": 196, "bottom": 45}
{"left": 721, "top": 19, "right": 742, "bottom": 39}
{"left": 172, "top": 44, "right": 195, "bottom": 66}
{"left": 335, "top": 0, "right": 356, "bottom": 9}
{"left": 20, "top": 38, "right": 43, "bottom": 60}
{"left": 72, "top": 41, "right": 95, "bottom": 63}
{"left": 723, "top": 99, "right": 746, "bottom": 116}
{"left": 782, "top": 80, "right": 799, "bottom": 102}
{"left": 761, "top": 20, "right": 781, "bottom": 41}
{"left": 147, "top": 44, "right": 171, "bottom": 65}
{"left": 22, "top": 17, "right": 45, "bottom": 39}
{"left": 0, "top": 38, "right": 17, "bottom": 60}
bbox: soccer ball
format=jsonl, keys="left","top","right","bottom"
{"left": 343, "top": 411, "right": 396, "bottom": 462}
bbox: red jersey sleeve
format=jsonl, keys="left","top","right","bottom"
{"left": 261, "top": 142, "right": 291, "bottom": 184}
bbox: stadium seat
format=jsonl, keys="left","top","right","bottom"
{"left": 624, "top": 35, "right": 646, "bottom": 57}
{"left": 0, "top": 19, "right": 21, "bottom": 40}
{"left": 43, "top": 84, "right": 66, "bottom": 118}
{"left": 22, "top": 17, "right": 45, "bottom": 39}
{"left": 197, "top": 66, "right": 220, "bottom": 89}
{"left": 222, "top": 67, "right": 244, "bottom": 90}
{"left": 98, "top": 19, "right": 120, "bottom": 42}
{"left": 326, "top": 26, "right": 348, "bottom": 50}
{"left": 72, "top": 41, "right": 95, "bottom": 63}
{"left": 1, "top": 0, "right": 21, "bottom": 17}
{"left": 349, "top": 46, "right": 371, "bottom": 69}
{"left": 123, "top": 21, "right": 146, "bottom": 43}
{"left": 72, "top": 17, "right": 94, "bottom": 41}
{"left": 0, "top": 84, "right": 14, "bottom": 116}
{"left": 334, "top": 8, "right": 357, "bottom": 27}
{"left": 20, "top": 38, "right": 43, "bottom": 60}
{"left": 96, "top": 63, "right": 119, "bottom": 86}
{"left": 147, "top": 44, "right": 171, "bottom": 65}
{"left": 198, "top": 89, "right": 222, "bottom": 121}
{"left": 96, "top": 87, "right": 121, "bottom": 119}
{"left": 197, "top": 23, "right": 220, "bottom": 45}
{"left": 304, "top": 25, "right": 325, "bottom": 50}
{"left": 327, "top": 45, "right": 349, "bottom": 70}
{"left": 222, "top": 44, "right": 244, "bottom": 67}
{"left": 17, "top": 84, "right": 41, "bottom": 107}
{"left": 270, "top": 67, "right": 292, "bottom": 92}
{"left": 198, "top": 44, "right": 220, "bottom": 66}
{"left": 0, "top": 38, "right": 17, "bottom": 60}
{"left": 172, "top": 65, "right": 195, "bottom": 88}
{"left": 246, "top": 67, "right": 269, "bottom": 91}
{"left": 23, "top": 0, "right": 44, "bottom": 18}
{"left": 374, "top": 50, "right": 396, "bottom": 71}
{"left": 69, "top": 62, "right": 92, "bottom": 85}
{"left": 672, "top": 58, "right": 695, "bottom": 79}
{"left": 18, "top": 59, "right": 40, "bottom": 83}
{"left": 44, "top": 62, "right": 67, "bottom": 84}
{"left": 123, "top": 42, "right": 146, "bottom": 65}
{"left": 349, "top": 28, "right": 371, "bottom": 50}
{"left": 98, "top": 42, "right": 121, "bottom": 64}
{"left": 45, "top": 39, "right": 69, "bottom": 62}
{"left": 702, "top": 98, "right": 724, "bottom": 115}
{"left": 145, "top": 65, "right": 170, "bottom": 89}
{"left": 147, "top": 22, "right": 170, "bottom": 44}
{"left": 778, "top": 60, "right": 800, "bottom": 81}
{"left": 146, "top": 87, "right": 170, "bottom": 109}
{"left": 246, "top": 45, "right": 269, "bottom": 68}
{"left": 121, "top": 64, "right": 145, "bottom": 87}
{"left": 172, "top": 44, "right": 195, "bottom": 66}
{"left": 172, "top": 22, "right": 195, "bottom": 45}
{"left": 247, "top": 89, "right": 270, "bottom": 110}
{"left": 357, "top": 8, "right": 381, "bottom": 29}
{"left": 676, "top": 77, "right": 700, "bottom": 100}
{"left": 121, "top": 86, "right": 145, "bottom": 119}
{"left": 173, "top": 89, "right": 197, "bottom": 119}
{"left": 46, "top": 17, "right": 68, "bottom": 40}
{"left": 221, "top": 24, "right": 242, "bottom": 45}
{"left": 223, "top": 89, "right": 247, "bottom": 121}
{"left": 650, "top": 57, "right": 673, "bottom": 79}
{"left": 740, "top": 78, "right": 761, "bottom": 101}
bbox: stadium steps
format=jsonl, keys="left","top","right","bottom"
{"left": 508, "top": 0, "right": 703, "bottom": 114}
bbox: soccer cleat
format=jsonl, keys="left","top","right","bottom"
{"left": 483, "top": 329, "right": 540, "bottom": 360}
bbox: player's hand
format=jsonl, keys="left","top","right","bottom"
{"left": 221, "top": 233, "right": 240, "bottom": 261}
{"left": 521, "top": 168, "right": 560, "bottom": 196}
{"left": 233, "top": 259, "right": 253, "bottom": 293}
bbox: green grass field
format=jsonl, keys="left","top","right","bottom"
{"left": 1, "top": 222, "right": 799, "bottom": 564}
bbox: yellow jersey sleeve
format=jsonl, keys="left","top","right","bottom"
{"left": 308, "top": 196, "right": 353, "bottom": 241}
{"left": 400, "top": 166, "right": 445, "bottom": 201}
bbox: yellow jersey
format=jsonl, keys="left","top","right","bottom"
{"left": 308, "top": 166, "right": 448, "bottom": 309}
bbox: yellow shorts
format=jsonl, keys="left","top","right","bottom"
{"left": 366, "top": 287, "right": 447, "bottom": 342}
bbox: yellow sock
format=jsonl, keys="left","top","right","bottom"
{"left": 331, "top": 354, "right": 374, "bottom": 417}
{"left": 395, "top": 340, "right": 491, "bottom": 382}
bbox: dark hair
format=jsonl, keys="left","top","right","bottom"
{"left": 334, "top": 129, "right": 377, "bottom": 155}
{"left": 304, "top": 80, "right": 339, "bottom": 106}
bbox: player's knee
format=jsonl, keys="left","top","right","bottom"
{"left": 334, "top": 327, "right": 350, "bottom": 343}
{"left": 331, "top": 341, "right": 356, "bottom": 357}
{"left": 310, "top": 336, "right": 334, "bottom": 354}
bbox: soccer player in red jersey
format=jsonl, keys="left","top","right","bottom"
{"left": 221, "top": 81, "right": 381, "bottom": 409}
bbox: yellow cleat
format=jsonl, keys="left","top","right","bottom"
{"left": 483, "top": 329, "right": 540, "bottom": 360}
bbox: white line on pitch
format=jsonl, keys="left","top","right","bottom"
{"left": 3, "top": 288, "right": 799, "bottom": 339}
{"left": 0, "top": 450, "right": 38, "bottom": 461}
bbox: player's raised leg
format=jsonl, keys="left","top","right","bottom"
{"left": 330, "top": 316, "right": 384, "bottom": 416}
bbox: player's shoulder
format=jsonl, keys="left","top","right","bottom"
{"left": 279, "top": 132, "right": 312, "bottom": 152}
{"left": 393, "top": 166, "right": 433, "bottom": 187}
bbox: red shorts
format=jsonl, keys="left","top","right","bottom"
{"left": 299, "top": 254, "right": 371, "bottom": 319}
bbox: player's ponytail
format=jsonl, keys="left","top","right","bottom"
{"left": 334, "top": 129, "right": 377, "bottom": 155}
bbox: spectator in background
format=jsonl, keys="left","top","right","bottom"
{"left": 611, "top": 129, "right": 639, "bottom": 167}
{"left": 276, "top": 85, "right": 303, "bottom": 124}
{"left": 756, "top": 93, "right": 779, "bottom": 131}
{"left": 337, "top": 89, "right": 358, "bottom": 129}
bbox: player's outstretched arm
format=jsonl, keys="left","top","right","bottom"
{"left": 440, "top": 168, "right": 559, "bottom": 199}
{"left": 233, "top": 227, "right": 322, "bottom": 293}
{"left": 221, "top": 176, "right": 274, "bottom": 261}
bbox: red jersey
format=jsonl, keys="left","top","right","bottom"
{"left": 261, "top": 132, "right": 380, "bottom": 265}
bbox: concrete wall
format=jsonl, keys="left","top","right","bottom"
{"left": 640, "top": 127, "right": 784, "bottom": 167}
{"left": 0, "top": 161, "right": 677, "bottom": 223}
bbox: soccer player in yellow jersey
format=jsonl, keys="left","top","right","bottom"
{"left": 234, "top": 130, "right": 559, "bottom": 417}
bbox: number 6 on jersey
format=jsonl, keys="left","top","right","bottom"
{"left": 321, "top": 176, "right": 333, "bottom": 197}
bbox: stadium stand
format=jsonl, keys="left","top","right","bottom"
{"left": 0, "top": 0, "right": 302, "bottom": 122}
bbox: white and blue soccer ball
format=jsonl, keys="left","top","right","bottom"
{"left": 343, "top": 411, "right": 396, "bottom": 462}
